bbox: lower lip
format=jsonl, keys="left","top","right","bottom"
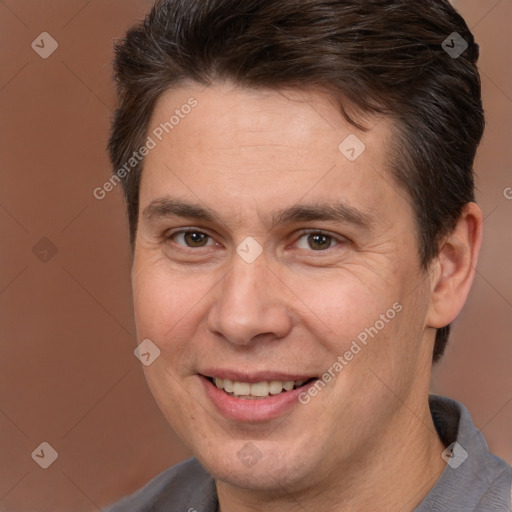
{"left": 200, "top": 376, "right": 316, "bottom": 422}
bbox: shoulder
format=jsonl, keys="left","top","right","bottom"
{"left": 418, "top": 395, "right": 512, "bottom": 511}
{"left": 105, "top": 457, "right": 217, "bottom": 512}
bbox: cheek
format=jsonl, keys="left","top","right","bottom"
{"left": 294, "top": 267, "right": 423, "bottom": 378}
{"left": 132, "top": 259, "right": 207, "bottom": 342}
{"left": 288, "top": 268, "right": 398, "bottom": 338}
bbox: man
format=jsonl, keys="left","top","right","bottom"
{"left": 106, "top": 0, "right": 511, "bottom": 510}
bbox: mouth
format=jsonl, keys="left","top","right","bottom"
{"left": 205, "top": 376, "right": 318, "bottom": 399}
{"left": 198, "top": 369, "right": 320, "bottom": 421}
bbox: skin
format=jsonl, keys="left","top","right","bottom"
{"left": 131, "top": 82, "right": 483, "bottom": 511}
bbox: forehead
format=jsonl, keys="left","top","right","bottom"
{"left": 140, "top": 82, "right": 406, "bottom": 231}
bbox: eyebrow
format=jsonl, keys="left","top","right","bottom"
{"left": 273, "top": 203, "right": 374, "bottom": 230}
{"left": 142, "top": 197, "right": 375, "bottom": 230}
{"left": 143, "top": 198, "right": 218, "bottom": 223}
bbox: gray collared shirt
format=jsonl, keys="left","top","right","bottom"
{"left": 106, "top": 395, "right": 511, "bottom": 511}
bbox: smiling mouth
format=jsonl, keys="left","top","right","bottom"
{"left": 205, "top": 376, "right": 317, "bottom": 399}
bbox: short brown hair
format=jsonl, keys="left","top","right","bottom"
{"left": 108, "top": 0, "right": 484, "bottom": 362}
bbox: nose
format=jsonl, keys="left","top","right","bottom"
{"left": 207, "top": 256, "right": 293, "bottom": 346}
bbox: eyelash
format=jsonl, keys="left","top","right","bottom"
{"left": 168, "top": 229, "right": 218, "bottom": 248}
{"left": 166, "top": 228, "right": 346, "bottom": 251}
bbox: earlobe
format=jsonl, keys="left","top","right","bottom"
{"left": 426, "top": 202, "right": 483, "bottom": 329}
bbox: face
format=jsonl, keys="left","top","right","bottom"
{"left": 132, "top": 82, "right": 436, "bottom": 493}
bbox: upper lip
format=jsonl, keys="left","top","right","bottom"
{"left": 199, "top": 369, "right": 318, "bottom": 383}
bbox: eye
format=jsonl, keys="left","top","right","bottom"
{"left": 295, "top": 232, "right": 339, "bottom": 251}
{"left": 171, "top": 230, "right": 216, "bottom": 248}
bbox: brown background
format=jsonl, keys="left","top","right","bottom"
{"left": 0, "top": 1, "right": 510, "bottom": 510}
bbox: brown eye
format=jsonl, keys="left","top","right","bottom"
{"left": 295, "top": 232, "right": 336, "bottom": 251}
{"left": 173, "top": 231, "right": 213, "bottom": 248}
{"left": 307, "top": 233, "right": 332, "bottom": 250}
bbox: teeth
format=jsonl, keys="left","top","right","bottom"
{"left": 232, "top": 381, "right": 250, "bottom": 396}
{"left": 250, "top": 381, "right": 269, "bottom": 396}
{"left": 223, "top": 378, "right": 234, "bottom": 392}
{"left": 212, "top": 378, "right": 309, "bottom": 398}
{"left": 269, "top": 380, "right": 284, "bottom": 394}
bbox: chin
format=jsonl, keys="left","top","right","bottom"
{"left": 194, "top": 439, "right": 316, "bottom": 493}
{"left": 206, "top": 456, "right": 299, "bottom": 491}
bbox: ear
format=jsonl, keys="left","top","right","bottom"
{"left": 426, "top": 202, "right": 483, "bottom": 329}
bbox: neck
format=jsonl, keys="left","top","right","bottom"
{"left": 216, "top": 398, "right": 447, "bottom": 512}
